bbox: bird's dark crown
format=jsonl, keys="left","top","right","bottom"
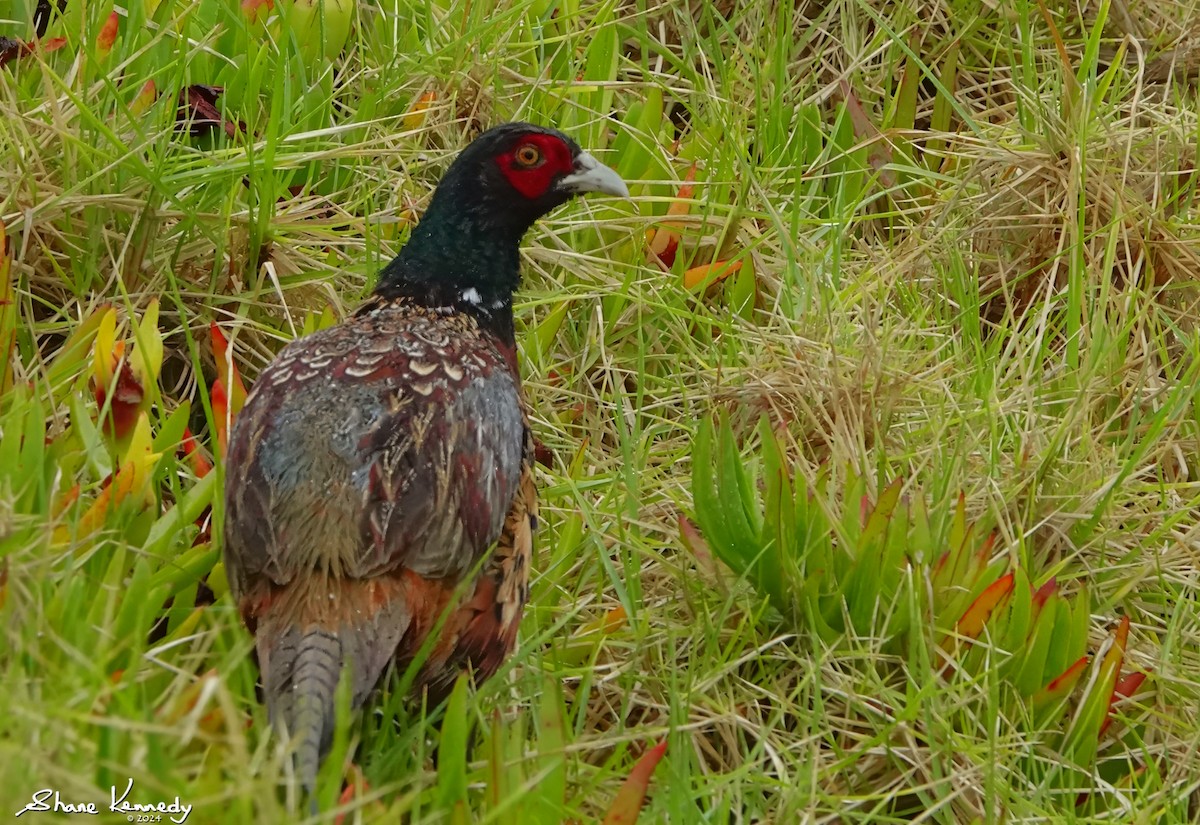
{"left": 373, "top": 122, "right": 587, "bottom": 344}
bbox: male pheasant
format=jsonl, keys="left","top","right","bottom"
{"left": 222, "top": 123, "right": 627, "bottom": 795}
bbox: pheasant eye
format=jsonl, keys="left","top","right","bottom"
{"left": 514, "top": 144, "right": 542, "bottom": 167}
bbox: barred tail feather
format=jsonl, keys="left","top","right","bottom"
{"left": 256, "top": 580, "right": 412, "bottom": 811}
{"left": 263, "top": 628, "right": 343, "bottom": 796}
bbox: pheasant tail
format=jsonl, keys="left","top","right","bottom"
{"left": 256, "top": 580, "right": 412, "bottom": 794}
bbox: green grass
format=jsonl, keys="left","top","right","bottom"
{"left": 4, "top": 0, "right": 1200, "bottom": 821}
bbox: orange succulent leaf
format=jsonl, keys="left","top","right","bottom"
{"left": 210, "top": 322, "right": 248, "bottom": 414}
{"left": 576, "top": 606, "right": 628, "bottom": 639}
{"left": 55, "top": 458, "right": 156, "bottom": 543}
{"left": 1034, "top": 655, "right": 1090, "bottom": 709}
{"left": 1089, "top": 616, "right": 1131, "bottom": 735}
{"left": 130, "top": 80, "right": 157, "bottom": 116}
{"left": 210, "top": 322, "right": 231, "bottom": 368}
{"left": 601, "top": 741, "right": 667, "bottom": 825}
{"left": 52, "top": 483, "right": 82, "bottom": 519}
{"left": 671, "top": 164, "right": 698, "bottom": 205}
{"left": 180, "top": 427, "right": 213, "bottom": 478}
{"left": 334, "top": 764, "right": 384, "bottom": 825}
{"left": 158, "top": 669, "right": 234, "bottom": 736}
{"left": 683, "top": 259, "right": 741, "bottom": 290}
{"left": 647, "top": 163, "right": 698, "bottom": 268}
{"left": 96, "top": 12, "right": 118, "bottom": 58}
{"left": 403, "top": 91, "right": 437, "bottom": 132}
{"left": 951, "top": 572, "right": 1015, "bottom": 642}
{"left": 241, "top": 0, "right": 274, "bottom": 25}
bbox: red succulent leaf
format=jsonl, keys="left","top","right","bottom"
{"left": 241, "top": 0, "right": 274, "bottom": 25}
{"left": 601, "top": 741, "right": 667, "bottom": 825}
{"left": 1099, "top": 669, "right": 1150, "bottom": 738}
{"left": 95, "top": 359, "right": 145, "bottom": 441}
{"left": 333, "top": 764, "right": 384, "bottom": 825}
{"left": 678, "top": 515, "right": 711, "bottom": 561}
{"left": 212, "top": 378, "right": 231, "bottom": 457}
{"left": 179, "top": 426, "right": 213, "bottom": 478}
{"left": 647, "top": 231, "right": 679, "bottom": 270}
{"left": 1036, "top": 655, "right": 1090, "bottom": 705}
{"left": 210, "top": 322, "right": 248, "bottom": 414}
{"left": 177, "top": 85, "right": 245, "bottom": 139}
{"left": 1112, "top": 669, "right": 1148, "bottom": 699}
{"left": 1031, "top": 576, "right": 1057, "bottom": 615}
{"left": 974, "top": 530, "right": 997, "bottom": 566}
{"left": 931, "top": 549, "right": 950, "bottom": 579}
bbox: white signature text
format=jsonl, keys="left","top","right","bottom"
{"left": 14, "top": 779, "right": 193, "bottom": 824}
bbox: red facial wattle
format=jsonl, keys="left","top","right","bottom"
{"left": 495, "top": 133, "right": 575, "bottom": 199}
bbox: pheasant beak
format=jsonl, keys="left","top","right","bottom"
{"left": 556, "top": 151, "right": 630, "bottom": 198}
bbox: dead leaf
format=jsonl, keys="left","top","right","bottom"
{"left": 533, "top": 437, "right": 555, "bottom": 468}
{"left": 177, "top": 85, "right": 245, "bottom": 139}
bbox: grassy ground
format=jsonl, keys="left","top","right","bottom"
{"left": 3, "top": 0, "right": 1200, "bottom": 821}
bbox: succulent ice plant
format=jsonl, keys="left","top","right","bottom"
{"left": 690, "top": 413, "right": 1151, "bottom": 798}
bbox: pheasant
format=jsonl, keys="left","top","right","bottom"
{"left": 221, "top": 123, "right": 627, "bottom": 796}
